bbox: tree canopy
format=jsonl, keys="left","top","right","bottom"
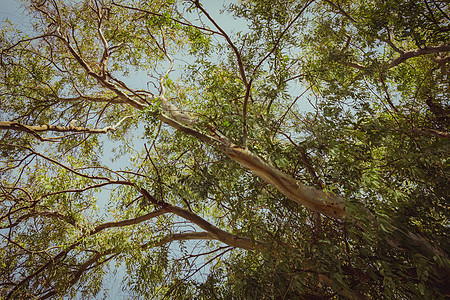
{"left": 0, "top": 0, "right": 449, "bottom": 298}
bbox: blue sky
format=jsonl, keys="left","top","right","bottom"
{"left": 0, "top": 0, "right": 25, "bottom": 25}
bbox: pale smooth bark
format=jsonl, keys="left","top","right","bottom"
{"left": 157, "top": 96, "right": 346, "bottom": 219}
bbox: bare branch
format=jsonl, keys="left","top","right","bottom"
{"left": 167, "top": 204, "right": 264, "bottom": 250}
{"left": 92, "top": 209, "right": 167, "bottom": 233}
{"left": 224, "top": 145, "right": 345, "bottom": 218}
{"left": 0, "top": 117, "right": 133, "bottom": 140}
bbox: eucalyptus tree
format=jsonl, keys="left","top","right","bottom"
{"left": 0, "top": 0, "right": 449, "bottom": 299}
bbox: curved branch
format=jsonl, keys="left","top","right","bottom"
{"left": 139, "top": 187, "right": 265, "bottom": 250}
{"left": 92, "top": 209, "right": 167, "bottom": 233}
{"left": 388, "top": 44, "right": 450, "bottom": 68}
{"left": 223, "top": 146, "right": 345, "bottom": 219}
{"left": 167, "top": 205, "right": 264, "bottom": 250}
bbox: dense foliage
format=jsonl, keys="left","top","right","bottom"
{"left": 0, "top": 0, "right": 448, "bottom": 299}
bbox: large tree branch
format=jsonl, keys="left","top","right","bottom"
{"left": 223, "top": 146, "right": 345, "bottom": 218}
{"left": 139, "top": 188, "right": 264, "bottom": 250}
{"left": 388, "top": 44, "right": 450, "bottom": 68}
{"left": 345, "top": 44, "right": 450, "bottom": 71}
{"left": 167, "top": 205, "right": 264, "bottom": 250}
{"left": 156, "top": 109, "right": 346, "bottom": 218}
{"left": 92, "top": 209, "right": 167, "bottom": 233}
